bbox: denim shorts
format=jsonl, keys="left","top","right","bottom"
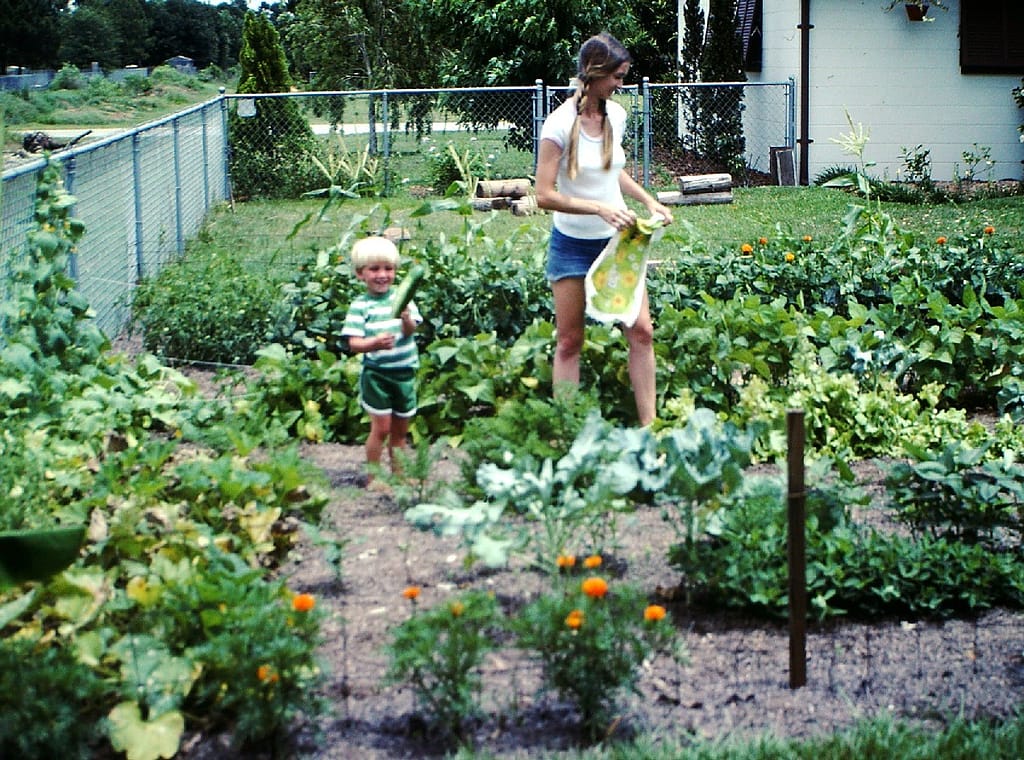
{"left": 546, "top": 226, "right": 612, "bottom": 282}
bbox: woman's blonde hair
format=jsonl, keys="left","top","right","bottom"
{"left": 351, "top": 235, "right": 400, "bottom": 272}
{"left": 566, "top": 33, "right": 632, "bottom": 180}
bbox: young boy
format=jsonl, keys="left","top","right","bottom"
{"left": 341, "top": 236, "right": 422, "bottom": 489}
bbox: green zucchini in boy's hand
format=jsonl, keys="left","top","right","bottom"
{"left": 391, "top": 264, "right": 426, "bottom": 318}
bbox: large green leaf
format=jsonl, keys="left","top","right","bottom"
{"left": 0, "top": 525, "right": 85, "bottom": 587}
{"left": 108, "top": 701, "right": 184, "bottom": 760}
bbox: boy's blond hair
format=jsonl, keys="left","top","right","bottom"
{"left": 351, "top": 236, "right": 400, "bottom": 272}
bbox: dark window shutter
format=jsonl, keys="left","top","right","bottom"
{"left": 961, "top": 0, "right": 1024, "bottom": 74}
{"left": 738, "top": 0, "right": 763, "bottom": 72}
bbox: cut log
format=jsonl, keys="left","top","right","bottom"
{"left": 657, "top": 190, "right": 733, "bottom": 206}
{"left": 677, "top": 173, "right": 732, "bottom": 193}
{"left": 510, "top": 195, "right": 538, "bottom": 216}
{"left": 476, "top": 178, "right": 531, "bottom": 199}
{"left": 471, "top": 196, "right": 511, "bottom": 211}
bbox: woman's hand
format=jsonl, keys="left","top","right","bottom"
{"left": 646, "top": 200, "right": 675, "bottom": 226}
{"left": 598, "top": 203, "right": 637, "bottom": 231}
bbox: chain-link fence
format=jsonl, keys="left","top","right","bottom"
{"left": 225, "top": 79, "right": 795, "bottom": 202}
{"left": 2, "top": 81, "right": 792, "bottom": 336}
{"left": 1, "top": 98, "right": 230, "bottom": 337}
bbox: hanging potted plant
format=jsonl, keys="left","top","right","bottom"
{"left": 884, "top": 1, "right": 948, "bottom": 22}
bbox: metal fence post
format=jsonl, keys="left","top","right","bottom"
{"left": 132, "top": 132, "right": 144, "bottom": 281}
{"left": 641, "top": 77, "right": 652, "bottom": 187}
{"left": 201, "top": 104, "right": 211, "bottom": 211}
{"left": 64, "top": 156, "right": 79, "bottom": 281}
{"left": 219, "top": 89, "right": 231, "bottom": 201}
{"left": 172, "top": 119, "right": 184, "bottom": 256}
{"left": 382, "top": 90, "right": 391, "bottom": 197}
{"left": 787, "top": 76, "right": 797, "bottom": 150}
{"left": 533, "top": 79, "right": 545, "bottom": 173}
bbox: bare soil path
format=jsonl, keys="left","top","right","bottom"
{"left": 181, "top": 441, "right": 1024, "bottom": 758}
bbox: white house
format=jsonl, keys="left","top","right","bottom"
{"left": 683, "top": 0, "right": 1024, "bottom": 183}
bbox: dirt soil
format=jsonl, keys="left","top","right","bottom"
{"left": 178, "top": 439, "right": 1024, "bottom": 759}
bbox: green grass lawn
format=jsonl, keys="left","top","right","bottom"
{"left": 200, "top": 186, "right": 1024, "bottom": 279}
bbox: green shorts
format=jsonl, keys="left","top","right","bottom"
{"left": 360, "top": 366, "right": 417, "bottom": 418}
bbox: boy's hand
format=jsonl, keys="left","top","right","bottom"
{"left": 400, "top": 309, "right": 417, "bottom": 336}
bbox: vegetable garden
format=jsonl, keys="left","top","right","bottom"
{"left": 1, "top": 154, "right": 1023, "bottom": 759}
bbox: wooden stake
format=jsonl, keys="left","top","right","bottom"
{"left": 787, "top": 409, "right": 807, "bottom": 688}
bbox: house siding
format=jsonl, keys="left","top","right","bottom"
{"left": 688, "top": 0, "right": 1024, "bottom": 182}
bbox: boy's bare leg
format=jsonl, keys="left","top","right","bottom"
{"left": 388, "top": 415, "right": 412, "bottom": 475}
{"left": 365, "top": 413, "right": 391, "bottom": 483}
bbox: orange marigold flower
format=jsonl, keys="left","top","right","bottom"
{"left": 984, "top": 225, "right": 995, "bottom": 235}
{"left": 740, "top": 243, "right": 753, "bottom": 254}
{"left": 257, "top": 664, "right": 272, "bottom": 681}
{"left": 581, "top": 577, "right": 609, "bottom": 599}
{"left": 292, "top": 593, "right": 316, "bottom": 613}
{"left": 936, "top": 236, "right": 947, "bottom": 245}
{"left": 583, "top": 554, "right": 602, "bottom": 569}
{"left": 450, "top": 601, "right": 465, "bottom": 617}
{"left": 784, "top": 252, "right": 796, "bottom": 262}
{"left": 565, "top": 609, "right": 584, "bottom": 629}
{"left": 802, "top": 235, "right": 813, "bottom": 242}
{"left": 644, "top": 604, "right": 667, "bottom": 622}
{"left": 556, "top": 554, "right": 576, "bottom": 569}
{"left": 758, "top": 237, "right": 768, "bottom": 245}
{"left": 402, "top": 586, "right": 421, "bottom": 601}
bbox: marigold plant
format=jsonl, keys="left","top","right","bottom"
{"left": 385, "top": 590, "right": 502, "bottom": 742}
{"left": 556, "top": 554, "right": 576, "bottom": 569}
{"left": 582, "top": 554, "right": 602, "bottom": 569}
{"left": 514, "top": 579, "right": 680, "bottom": 739}
{"left": 402, "top": 585, "right": 421, "bottom": 601}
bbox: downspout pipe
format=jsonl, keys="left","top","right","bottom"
{"left": 798, "top": 0, "right": 812, "bottom": 185}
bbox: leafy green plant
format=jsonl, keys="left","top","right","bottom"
{"left": 0, "top": 637, "right": 108, "bottom": 760}
{"left": 385, "top": 589, "right": 502, "bottom": 741}
{"left": 514, "top": 572, "right": 678, "bottom": 739}
{"left": 885, "top": 442, "right": 1024, "bottom": 545}
{"left": 428, "top": 141, "right": 490, "bottom": 195}
{"left": 130, "top": 550, "right": 326, "bottom": 750}
{"left": 304, "top": 132, "right": 382, "bottom": 199}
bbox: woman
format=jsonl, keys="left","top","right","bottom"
{"left": 535, "top": 32, "right": 674, "bottom": 427}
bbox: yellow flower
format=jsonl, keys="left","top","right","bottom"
{"left": 582, "top": 554, "right": 602, "bottom": 569}
{"left": 450, "top": 601, "right": 465, "bottom": 617}
{"left": 620, "top": 270, "right": 638, "bottom": 288}
{"left": 984, "top": 225, "right": 995, "bottom": 235}
{"left": 802, "top": 235, "right": 813, "bottom": 242}
{"left": 556, "top": 554, "right": 576, "bottom": 569}
{"left": 644, "top": 604, "right": 667, "bottom": 622}
{"left": 292, "top": 593, "right": 316, "bottom": 613}
{"left": 581, "top": 577, "right": 609, "bottom": 599}
{"left": 784, "top": 252, "right": 795, "bottom": 263}
{"left": 565, "top": 609, "right": 584, "bottom": 629}
{"left": 741, "top": 243, "right": 753, "bottom": 254}
{"left": 402, "top": 586, "right": 421, "bottom": 601}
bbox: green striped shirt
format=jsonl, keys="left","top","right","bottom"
{"left": 341, "top": 290, "right": 421, "bottom": 370}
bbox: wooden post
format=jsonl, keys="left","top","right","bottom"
{"left": 787, "top": 409, "right": 807, "bottom": 688}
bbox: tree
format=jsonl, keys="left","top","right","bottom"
{"left": 58, "top": 5, "right": 119, "bottom": 70}
{"left": 229, "top": 11, "right": 319, "bottom": 199}
{"left": 698, "top": 0, "right": 746, "bottom": 175}
{"left": 0, "top": 0, "right": 62, "bottom": 71}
